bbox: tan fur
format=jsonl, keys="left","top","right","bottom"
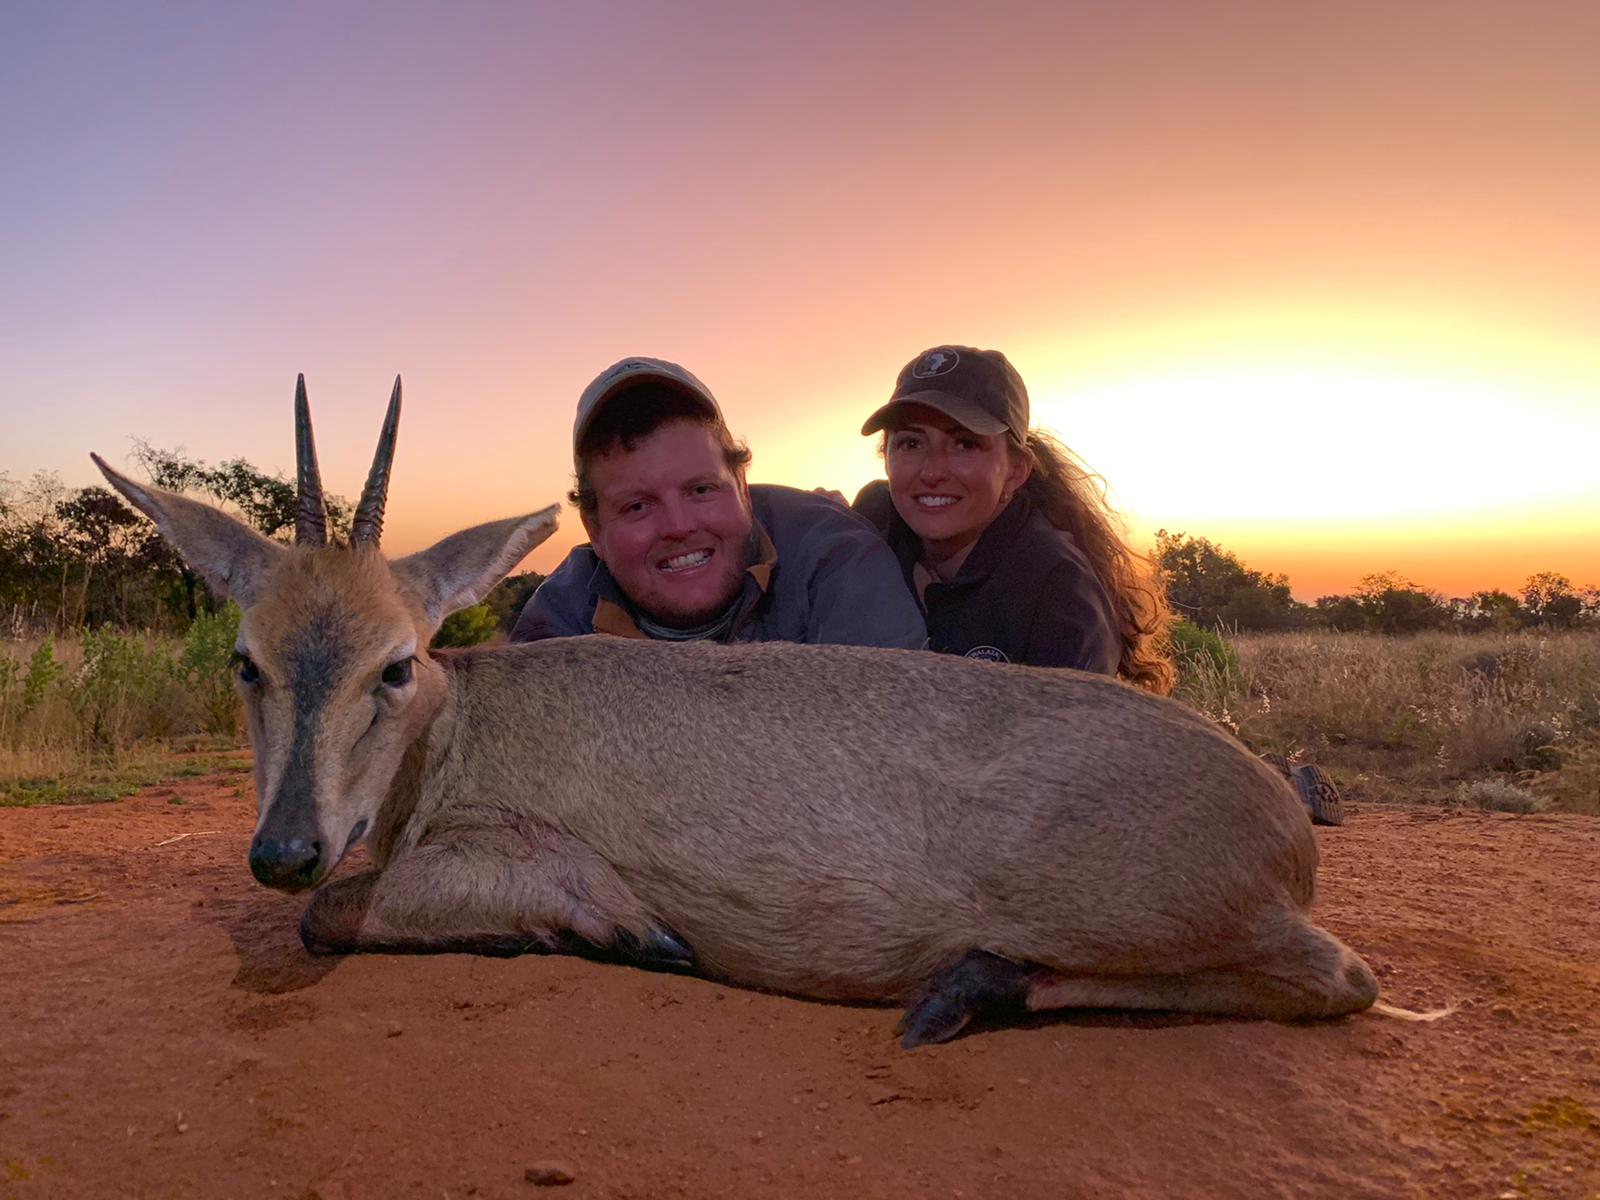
{"left": 92, "top": 421, "right": 1380, "bottom": 1030}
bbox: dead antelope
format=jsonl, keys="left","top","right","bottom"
{"left": 93, "top": 377, "right": 1381, "bottom": 1047}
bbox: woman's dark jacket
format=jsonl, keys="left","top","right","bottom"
{"left": 853, "top": 481, "right": 1121, "bottom": 673}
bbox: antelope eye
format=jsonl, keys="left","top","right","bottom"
{"left": 232, "top": 652, "right": 260, "bottom": 685}
{"left": 381, "top": 658, "right": 413, "bottom": 688}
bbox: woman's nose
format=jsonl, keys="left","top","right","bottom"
{"left": 919, "top": 448, "right": 951, "bottom": 483}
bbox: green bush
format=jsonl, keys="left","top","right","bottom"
{"left": 24, "top": 635, "right": 61, "bottom": 710}
{"left": 1170, "top": 619, "right": 1245, "bottom": 726}
{"left": 64, "top": 629, "right": 181, "bottom": 749}
{"left": 178, "top": 602, "right": 241, "bottom": 734}
{"left": 432, "top": 603, "right": 500, "bottom": 649}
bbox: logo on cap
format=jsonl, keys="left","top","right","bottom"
{"left": 911, "top": 349, "right": 960, "bottom": 379}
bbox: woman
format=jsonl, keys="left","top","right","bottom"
{"left": 855, "top": 344, "right": 1174, "bottom": 693}
{"left": 854, "top": 344, "right": 1343, "bottom": 825}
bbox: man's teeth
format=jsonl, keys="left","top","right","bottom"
{"left": 660, "top": 549, "right": 713, "bottom": 571}
{"left": 917, "top": 496, "right": 959, "bottom": 508}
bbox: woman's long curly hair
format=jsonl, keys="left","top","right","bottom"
{"left": 1014, "top": 430, "right": 1175, "bottom": 695}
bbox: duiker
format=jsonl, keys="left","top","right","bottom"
{"left": 94, "top": 378, "right": 1381, "bottom": 1047}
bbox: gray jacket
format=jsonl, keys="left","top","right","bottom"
{"left": 510, "top": 484, "right": 927, "bottom": 649}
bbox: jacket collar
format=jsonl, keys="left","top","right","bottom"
{"left": 886, "top": 491, "right": 1033, "bottom": 591}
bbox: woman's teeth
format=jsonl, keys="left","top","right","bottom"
{"left": 916, "top": 496, "right": 958, "bottom": 508}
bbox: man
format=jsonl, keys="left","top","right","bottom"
{"left": 510, "top": 357, "right": 927, "bottom": 648}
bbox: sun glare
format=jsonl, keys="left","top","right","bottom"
{"left": 1020, "top": 296, "right": 1600, "bottom": 539}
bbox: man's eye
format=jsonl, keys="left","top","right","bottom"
{"left": 232, "top": 653, "right": 260, "bottom": 685}
{"left": 381, "top": 659, "right": 413, "bottom": 688}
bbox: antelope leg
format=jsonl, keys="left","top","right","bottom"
{"left": 298, "top": 829, "right": 691, "bottom": 970}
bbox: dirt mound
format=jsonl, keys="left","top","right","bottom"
{"left": 2, "top": 778, "right": 1598, "bottom": 1199}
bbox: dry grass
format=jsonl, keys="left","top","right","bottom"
{"left": 5, "top": 623, "right": 1598, "bottom": 814}
{"left": 0, "top": 613, "right": 244, "bottom": 806}
{"left": 1181, "top": 630, "right": 1600, "bottom": 813}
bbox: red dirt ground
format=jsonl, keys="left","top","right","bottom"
{"left": 2, "top": 773, "right": 1598, "bottom": 1200}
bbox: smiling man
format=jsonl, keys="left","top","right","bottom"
{"left": 510, "top": 357, "right": 927, "bottom": 648}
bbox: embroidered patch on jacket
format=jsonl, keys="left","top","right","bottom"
{"left": 964, "top": 645, "right": 1009, "bottom": 663}
{"left": 911, "top": 349, "right": 960, "bottom": 378}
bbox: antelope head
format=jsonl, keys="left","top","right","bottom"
{"left": 93, "top": 377, "right": 559, "bottom": 891}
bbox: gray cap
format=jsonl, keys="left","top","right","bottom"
{"left": 573, "top": 357, "right": 723, "bottom": 463}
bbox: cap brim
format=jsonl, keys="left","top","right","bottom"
{"left": 860, "top": 391, "right": 1010, "bottom": 437}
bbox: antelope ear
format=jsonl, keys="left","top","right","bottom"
{"left": 391, "top": 505, "right": 560, "bottom": 628}
{"left": 91, "top": 453, "right": 286, "bottom": 606}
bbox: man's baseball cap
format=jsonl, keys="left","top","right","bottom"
{"left": 573, "top": 357, "right": 724, "bottom": 459}
{"left": 860, "top": 345, "right": 1029, "bottom": 438}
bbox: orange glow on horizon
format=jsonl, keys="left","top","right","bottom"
{"left": 7, "top": 6, "right": 1597, "bottom": 608}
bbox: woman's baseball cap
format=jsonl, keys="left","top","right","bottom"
{"left": 861, "top": 345, "right": 1029, "bottom": 438}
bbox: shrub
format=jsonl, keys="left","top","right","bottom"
{"left": 1170, "top": 619, "right": 1245, "bottom": 726}
{"left": 178, "top": 603, "right": 242, "bottom": 734}
{"left": 433, "top": 603, "right": 500, "bottom": 649}
{"left": 63, "top": 629, "right": 181, "bottom": 749}
{"left": 23, "top": 635, "right": 61, "bottom": 710}
{"left": 1455, "top": 779, "right": 1547, "bottom": 814}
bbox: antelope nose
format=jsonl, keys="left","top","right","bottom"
{"left": 248, "top": 834, "right": 323, "bottom": 889}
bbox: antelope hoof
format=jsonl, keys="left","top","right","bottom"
{"left": 896, "top": 990, "right": 974, "bottom": 1049}
{"left": 616, "top": 925, "right": 695, "bottom": 969}
{"left": 297, "top": 874, "right": 377, "bottom": 955}
{"left": 896, "top": 950, "right": 1037, "bottom": 1050}
{"left": 299, "top": 900, "right": 352, "bottom": 955}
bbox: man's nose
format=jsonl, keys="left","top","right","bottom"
{"left": 657, "top": 496, "right": 696, "bottom": 538}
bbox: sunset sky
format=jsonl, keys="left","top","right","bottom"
{"left": 3, "top": 1, "right": 1597, "bottom": 600}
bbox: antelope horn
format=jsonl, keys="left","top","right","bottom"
{"left": 294, "top": 374, "right": 328, "bottom": 547}
{"left": 350, "top": 375, "right": 402, "bottom": 548}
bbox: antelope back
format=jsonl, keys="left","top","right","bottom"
{"left": 92, "top": 376, "right": 558, "bottom": 890}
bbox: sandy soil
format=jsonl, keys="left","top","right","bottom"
{"left": 2, "top": 772, "right": 1598, "bottom": 1200}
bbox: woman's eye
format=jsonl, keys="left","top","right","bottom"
{"left": 233, "top": 653, "right": 260, "bottom": 685}
{"left": 381, "top": 659, "right": 413, "bottom": 688}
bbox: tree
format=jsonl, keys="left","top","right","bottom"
{"left": 1313, "top": 594, "right": 1369, "bottom": 632}
{"left": 1522, "top": 572, "right": 1583, "bottom": 629}
{"left": 125, "top": 441, "right": 350, "bottom": 618}
{"left": 130, "top": 441, "right": 353, "bottom": 540}
{"left": 1352, "top": 572, "right": 1450, "bottom": 635}
{"left": 53, "top": 487, "right": 152, "bottom": 626}
{"left": 1460, "top": 590, "right": 1524, "bottom": 633}
{"left": 1154, "top": 530, "right": 1308, "bottom": 632}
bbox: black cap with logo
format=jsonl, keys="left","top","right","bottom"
{"left": 861, "top": 345, "right": 1030, "bottom": 438}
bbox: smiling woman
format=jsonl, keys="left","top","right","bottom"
{"left": 857, "top": 346, "right": 1173, "bottom": 691}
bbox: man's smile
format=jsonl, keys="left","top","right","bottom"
{"left": 658, "top": 548, "right": 714, "bottom": 573}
